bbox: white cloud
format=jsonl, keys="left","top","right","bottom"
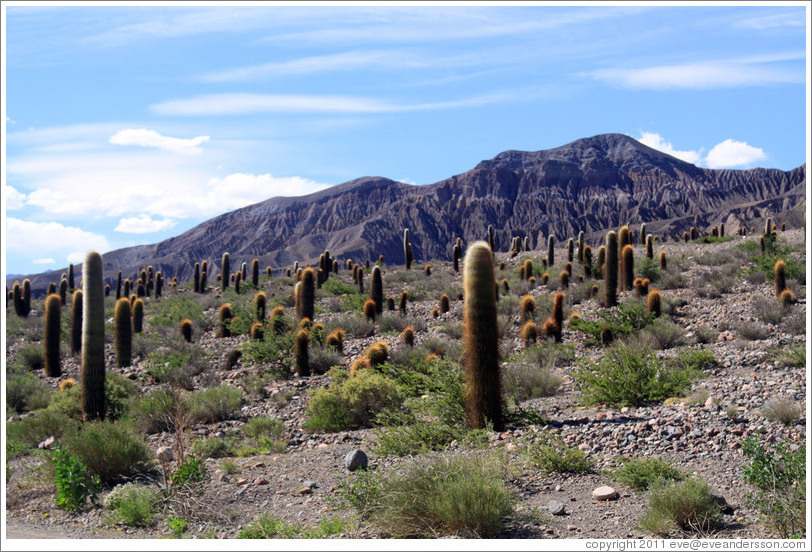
{"left": 115, "top": 214, "right": 177, "bottom": 234}
{"left": 5, "top": 218, "right": 111, "bottom": 264}
{"left": 583, "top": 55, "right": 804, "bottom": 90}
{"left": 33, "top": 258, "right": 55, "bottom": 265}
{"left": 638, "top": 132, "right": 703, "bottom": 165}
{"left": 705, "top": 139, "right": 766, "bottom": 169}
{"left": 5, "top": 185, "right": 27, "bottom": 209}
{"left": 150, "top": 91, "right": 521, "bottom": 116}
{"left": 109, "top": 128, "right": 210, "bottom": 155}
{"left": 734, "top": 12, "right": 804, "bottom": 30}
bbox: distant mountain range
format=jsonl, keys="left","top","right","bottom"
{"left": 9, "top": 133, "right": 806, "bottom": 296}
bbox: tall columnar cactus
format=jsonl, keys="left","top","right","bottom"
{"left": 583, "top": 245, "right": 593, "bottom": 276}
{"left": 720, "top": 223, "right": 725, "bottom": 237}
{"left": 81, "top": 251, "right": 105, "bottom": 421}
{"left": 659, "top": 251, "right": 667, "bottom": 271}
{"left": 646, "top": 289, "right": 662, "bottom": 317}
{"left": 132, "top": 298, "right": 144, "bottom": 334}
{"left": 690, "top": 227, "right": 697, "bottom": 240}
{"left": 621, "top": 244, "right": 634, "bottom": 292}
{"left": 155, "top": 272, "right": 163, "bottom": 298}
{"left": 462, "top": 241, "right": 503, "bottom": 431}
{"left": 774, "top": 260, "right": 786, "bottom": 298}
{"left": 399, "top": 290, "right": 408, "bottom": 315}
{"left": 293, "top": 282, "right": 303, "bottom": 319}
{"left": 252, "top": 259, "right": 259, "bottom": 287}
{"left": 22, "top": 279, "right": 31, "bottom": 317}
{"left": 404, "top": 229, "right": 412, "bottom": 269}
{"left": 356, "top": 266, "right": 364, "bottom": 294}
{"left": 70, "top": 290, "right": 83, "bottom": 356}
{"left": 487, "top": 225, "right": 495, "bottom": 254}
{"left": 299, "top": 268, "right": 316, "bottom": 321}
{"left": 234, "top": 271, "right": 241, "bottom": 294}
{"left": 136, "top": 279, "right": 146, "bottom": 298}
{"left": 240, "top": 262, "right": 247, "bottom": 282}
{"left": 639, "top": 223, "right": 647, "bottom": 245}
{"left": 194, "top": 262, "right": 200, "bottom": 292}
{"left": 764, "top": 217, "right": 773, "bottom": 236}
{"left": 123, "top": 279, "right": 131, "bottom": 299}
{"left": 453, "top": 243, "right": 462, "bottom": 272}
{"left": 68, "top": 263, "right": 75, "bottom": 293}
{"left": 44, "top": 293, "right": 62, "bottom": 377}
{"left": 221, "top": 253, "right": 231, "bottom": 289}
{"left": 551, "top": 291, "right": 564, "bottom": 343}
{"left": 645, "top": 235, "right": 654, "bottom": 259}
{"left": 524, "top": 236, "right": 530, "bottom": 252}
{"left": 618, "top": 225, "right": 630, "bottom": 255}
{"left": 332, "top": 259, "right": 339, "bottom": 274}
{"left": 604, "top": 231, "right": 618, "bottom": 307}
{"left": 519, "top": 294, "right": 535, "bottom": 323}
{"left": 116, "top": 270, "right": 122, "bottom": 300}
{"left": 363, "top": 298, "right": 377, "bottom": 322}
{"left": 566, "top": 238, "right": 574, "bottom": 262}
{"left": 577, "top": 231, "right": 585, "bottom": 262}
{"left": 255, "top": 291, "right": 267, "bottom": 321}
{"left": 294, "top": 329, "right": 310, "bottom": 377}
{"left": 559, "top": 270, "right": 570, "bottom": 290}
{"left": 547, "top": 235, "right": 555, "bottom": 267}
{"left": 114, "top": 297, "right": 133, "bottom": 368}
{"left": 12, "top": 282, "right": 22, "bottom": 317}
{"left": 370, "top": 265, "right": 383, "bottom": 315}
{"left": 218, "top": 303, "right": 234, "bottom": 338}
{"left": 270, "top": 306, "right": 286, "bottom": 335}
{"left": 180, "top": 318, "right": 193, "bottom": 343}
{"left": 524, "top": 259, "right": 534, "bottom": 281}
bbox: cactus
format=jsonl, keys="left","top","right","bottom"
{"left": 326, "top": 328, "right": 345, "bottom": 352}
{"left": 720, "top": 223, "right": 725, "bottom": 237}
{"left": 639, "top": 223, "right": 647, "bottom": 246}
{"left": 778, "top": 289, "right": 795, "bottom": 307}
{"left": 48, "top": 282, "right": 57, "bottom": 296}
{"left": 487, "top": 224, "right": 495, "bottom": 254}
{"left": 387, "top": 296, "right": 395, "bottom": 311}
{"left": 440, "top": 293, "right": 450, "bottom": 313}
{"left": 523, "top": 259, "right": 533, "bottom": 281}
{"left": 634, "top": 277, "right": 644, "bottom": 297}
{"left": 240, "top": 261, "right": 247, "bottom": 282}
{"left": 621, "top": 244, "right": 634, "bottom": 292}
{"left": 44, "top": 294, "right": 62, "bottom": 377}
{"left": 551, "top": 291, "right": 564, "bottom": 343}
{"left": 349, "top": 357, "right": 371, "bottom": 378}
{"left": 22, "top": 279, "right": 32, "bottom": 317}
{"left": 254, "top": 291, "right": 267, "bottom": 321}
{"left": 70, "top": 290, "right": 83, "bottom": 356}
{"left": 132, "top": 298, "right": 144, "bottom": 334}
{"left": 250, "top": 321, "right": 264, "bottom": 341}
{"left": 221, "top": 253, "right": 230, "bottom": 289}
{"left": 519, "top": 265, "right": 526, "bottom": 281}
{"left": 370, "top": 266, "right": 383, "bottom": 314}
{"left": 401, "top": 326, "right": 415, "bottom": 347}
{"left": 453, "top": 243, "right": 462, "bottom": 272}
{"left": 155, "top": 272, "right": 162, "bottom": 298}
{"left": 114, "top": 298, "right": 132, "bottom": 368}
{"left": 781, "top": 222, "right": 786, "bottom": 232}
{"left": 356, "top": 266, "right": 364, "bottom": 294}
{"left": 424, "top": 264, "right": 432, "bottom": 276}
{"left": 690, "top": 227, "right": 697, "bottom": 240}
{"left": 332, "top": 260, "right": 339, "bottom": 274}
{"left": 364, "top": 341, "right": 389, "bottom": 367}
{"left": 764, "top": 217, "right": 773, "bottom": 236}
{"left": 234, "top": 271, "right": 241, "bottom": 294}
{"left": 659, "top": 250, "right": 667, "bottom": 271}
{"left": 462, "top": 241, "right": 503, "bottom": 431}
{"left": 547, "top": 235, "right": 555, "bottom": 267}
{"left": 294, "top": 329, "right": 310, "bottom": 377}
{"left": 774, "top": 260, "right": 786, "bottom": 298}
{"left": 599, "top": 326, "right": 614, "bottom": 346}
{"left": 646, "top": 289, "right": 662, "bottom": 317}
{"left": 559, "top": 270, "right": 569, "bottom": 290}
{"left": 645, "top": 234, "right": 654, "bottom": 259}
{"left": 404, "top": 229, "right": 412, "bottom": 269}
{"left": 519, "top": 294, "right": 535, "bottom": 323}
{"left": 520, "top": 321, "right": 538, "bottom": 349}
{"left": 115, "top": 270, "right": 122, "bottom": 299}
{"left": 298, "top": 268, "right": 316, "bottom": 321}
{"left": 566, "top": 238, "right": 574, "bottom": 262}
{"left": 641, "top": 278, "right": 650, "bottom": 297}
{"left": 194, "top": 262, "right": 200, "bottom": 292}
{"left": 81, "top": 251, "right": 106, "bottom": 421}
{"left": 541, "top": 318, "right": 558, "bottom": 342}
{"left": 270, "top": 306, "right": 286, "bottom": 335}
{"left": 12, "top": 282, "right": 22, "bottom": 317}
{"left": 399, "top": 290, "right": 408, "bottom": 315}
{"left": 180, "top": 318, "right": 193, "bottom": 343}
{"left": 67, "top": 263, "right": 75, "bottom": 292}
{"left": 218, "top": 303, "right": 233, "bottom": 338}
{"left": 136, "top": 279, "right": 145, "bottom": 297}
{"left": 683, "top": 231, "right": 689, "bottom": 243}
{"left": 577, "top": 231, "right": 585, "bottom": 262}
{"left": 200, "top": 270, "right": 207, "bottom": 293}
{"left": 363, "top": 298, "right": 377, "bottom": 322}
{"left": 604, "top": 231, "right": 618, "bottom": 307}
{"left": 619, "top": 225, "right": 631, "bottom": 254}
{"left": 759, "top": 235, "right": 766, "bottom": 254}
{"left": 524, "top": 236, "right": 531, "bottom": 252}
{"left": 251, "top": 259, "right": 259, "bottom": 287}
{"left": 502, "top": 278, "right": 510, "bottom": 293}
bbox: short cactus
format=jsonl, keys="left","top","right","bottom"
{"left": 364, "top": 341, "right": 389, "bottom": 367}
{"left": 294, "top": 329, "right": 310, "bottom": 377}
{"left": 463, "top": 241, "right": 502, "bottom": 431}
{"left": 255, "top": 291, "right": 267, "bottom": 321}
{"left": 325, "top": 329, "right": 345, "bottom": 352}
{"left": 401, "top": 326, "right": 415, "bottom": 347}
{"left": 646, "top": 289, "right": 662, "bottom": 317}
{"left": 439, "top": 293, "right": 450, "bottom": 314}
{"left": 44, "top": 294, "right": 62, "bottom": 377}
{"left": 621, "top": 244, "right": 634, "bottom": 292}
{"left": 778, "top": 288, "right": 795, "bottom": 307}
{"left": 774, "top": 260, "right": 786, "bottom": 298}
{"left": 424, "top": 264, "right": 432, "bottom": 276}
{"left": 363, "top": 298, "right": 377, "bottom": 322}
{"left": 250, "top": 321, "right": 264, "bottom": 341}
{"left": 114, "top": 298, "right": 132, "bottom": 368}
{"left": 659, "top": 250, "right": 667, "bottom": 271}
{"left": 370, "top": 266, "right": 383, "bottom": 315}
{"left": 519, "top": 294, "right": 535, "bottom": 323}
{"left": 350, "top": 357, "right": 371, "bottom": 378}
{"left": 180, "top": 318, "right": 193, "bottom": 343}
{"left": 132, "top": 298, "right": 144, "bottom": 334}
{"left": 218, "top": 303, "right": 233, "bottom": 338}
{"left": 520, "top": 320, "right": 538, "bottom": 349}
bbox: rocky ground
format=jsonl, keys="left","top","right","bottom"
{"left": 4, "top": 229, "right": 807, "bottom": 542}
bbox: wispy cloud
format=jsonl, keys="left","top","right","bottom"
{"left": 582, "top": 53, "right": 804, "bottom": 89}
{"left": 6, "top": 218, "right": 111, "bottom": 264}
{"left": 705, "top": 139, "right": 766, "bottom": 169}
{"left": 33, "top": 258, "right": 56, "bottom": 265}
{"left": 115, "top": 214, "right": 177, "bottom": 234}
{"left": 109, "top": 128, "right": 210, "bottom": 155}
{"left": 151, "top": 90, "right": 528, "bottom": 116}
{"left": 734, "top": 11, "right": 805, "bottom": 30}
{"left": 5, "top": 185, "right": 27, "bottom": 209}
{"left": 638, "top": 132, "right": 702, "bottom": 165}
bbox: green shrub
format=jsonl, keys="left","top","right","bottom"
{"left": 742, "top": 437, "right": 806, "bottom": 538}
{"left": 642, "top": 318, "right": 686, "bottom": 349}
{"left": 237, "top": 514, "right": 346, "bottom": 539}
{"left": 105, "top": 483, "right": 159, "bottom": 527}
{"left": 308, "top": 346, "right": 344, "bottom": 375}
{"left": 772, "top": 344, "right": 805, "bottom": 367}
{"left": 52, "top": 446, "right": 101, "bottom": 511}
{"left": 49, "top": 373, "right": 138, "bottom": 421}
{"left": 237, "top": 416, "right": 287, "bottom": 455}
{"left": 188, "top": 385, "right": 243, "bottom": 424}
{"left": 304, "top": 369, "right": 404, "bottom": 432}
{"left": 524, "top": 433, "right": 593, "bottom": 474}
{"left": 573, "top": 343, "right": 699, "bottom": 407}
{"left": 167, "top": 515, "right": 188, "bottom": 537}
{"left": 17, "top": 343, "right": 45, "bottom": 372}
{"left": 613, "top": 457, "right": 683, "bottom": 492}
{"left": 502, "top": 362, "right": 562, "bottom": 402}
{"left": 189, "top": 436, "right": 237, "bottom": 459}
{"left": 61, "top": 421, "right": 154, "bottom": 484}
{"left": 570, "top": 300, "right": 653, "bottom": 343}
{"left": 241, "top": 331, "right": 294, "bottom": 376}
{"left": 6, "top": 371, "right": 51, "bottom": 413}
{"left": 171, "top": 457, "right": 209, "bottom": 488}
{"left": 339, "top": 452, "right": 513, "bottom": 538}
{"left": 6, "top": 407, "right": 79, "bottom": 448}
{"left": 738, "top": 236, "right": 805, "bottom": 281}
{"left": 128, "top": 388, "right": 178, "bottom": 434}
{"left": 638, "top": 478, "right": 723, "bottom": 536}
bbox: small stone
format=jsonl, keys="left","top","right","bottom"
{"left": 548, "top": 500, "right": 566, "bottom": 516}
{"left": 298, "top": 487, "right": 313, "bottom": 495}
{"left": 345, "top": 449, "right": 368, "bottom": 471}
{"left": 303, "top": 480, "right": 318, "bottom": 489}
{"left": 704, "top": 396, "right": 717, "bottom": 408}
{"left": 545, "top": 528, "right": 555, "bottom": 534}
{"left": 38, "top": 436, "right": 56, "bottom": 450}
{"left": 156, "top": 446, "right": 173, "bottom": 463}
{"left": 592, "top": 486, "right": 619, "bottom": 501}
{"left": 236, "top": 478, "right": 248, "bottom": 485}
{"left": 567, "top": 524, "right": 578, "bottom": 531}
{"left": 253, "top": 477, "right": 269, "bottom": 486}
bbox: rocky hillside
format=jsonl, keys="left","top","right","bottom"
{"left": 11, "top": 133, "right": 805, "bottom": 295}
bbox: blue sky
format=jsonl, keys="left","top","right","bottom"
{"left": 2, "top": 2, "right": 808, "bottom": 277}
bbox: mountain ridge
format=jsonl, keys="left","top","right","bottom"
{"left": 9, "top": 133, "right": 806, "bottom": 295}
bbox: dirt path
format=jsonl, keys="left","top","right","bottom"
{"left": 4, "top": 519, "right": 142, "bottom": 540}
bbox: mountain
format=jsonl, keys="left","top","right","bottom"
{"left": 9, "top": 133, "right": 806, "bottom": 296}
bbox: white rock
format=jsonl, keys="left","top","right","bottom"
{"left": 592, "top": 486, "right": 619, "bottom": 501}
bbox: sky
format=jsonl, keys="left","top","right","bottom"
{"left": 2, "top": 1, "right": 809, "bottom": 277}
